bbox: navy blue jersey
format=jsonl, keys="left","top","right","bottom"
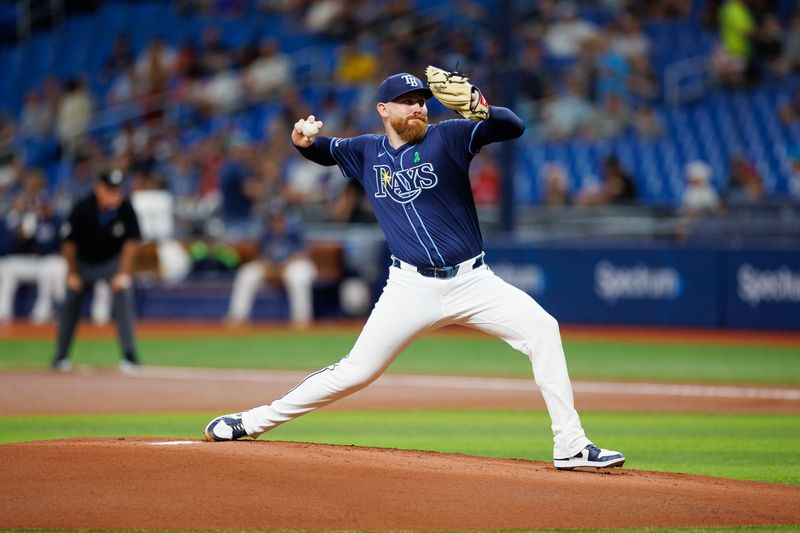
{"left": 298, "top": 106, "right": 524, "bottom": 267}
{"left": 259, "top": 219, "right": 306, "bottom": 263}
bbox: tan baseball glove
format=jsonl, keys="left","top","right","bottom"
{"left": 425, "top": 65, "right": 489, "bottom": 122}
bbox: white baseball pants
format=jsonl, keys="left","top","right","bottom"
{"left": 243, "top": 258, "right": 592, "bottom": 458}
{"left": 0, "top": 255, "right": 66, "bottom": 324}
{"left": 227, "top": 258, "right": 317, "bottom": 325}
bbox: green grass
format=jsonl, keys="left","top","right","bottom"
{"left": 3, "top": 331, "right": 798, "bottom": 532}
{"left": 2, "top": 410, "right": 798, "bottom": 486}
{"left": 2, "top": 334, "right": 799, "bottom": 385}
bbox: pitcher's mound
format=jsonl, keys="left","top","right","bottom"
{"left": 1, "top": 438, "right": 799, "bottom": 530}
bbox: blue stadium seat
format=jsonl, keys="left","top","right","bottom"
{"left": 2, "top": 0, "right": 797, "bottom": 207}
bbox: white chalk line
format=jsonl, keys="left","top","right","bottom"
{"left": 125, "top": 366, "right": 800, "bottom": 401}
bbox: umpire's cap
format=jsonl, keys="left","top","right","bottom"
{"left": 377, "top": 73, "right": 433, "bottom": 104}
{"left": 97, "top": 169, "right": 126, "bottom": 188}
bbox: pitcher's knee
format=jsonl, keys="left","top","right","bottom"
{"left": 546, "top": 312, "right": 560, "bottom": 331}
{"left": 532, "top": 312, "right": 561, "bottom": 341}
{"left": 333, "top": 361, "right": 382, "bottom": 392}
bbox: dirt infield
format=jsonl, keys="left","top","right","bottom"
{"left": 2, "top": 321, "right": 800, "bottom": 530}
{"left": 1, "top": 367, "right": 799, "bottom": 415}
{"left": 2, "top": 438, "right": 800, "bottom": 531}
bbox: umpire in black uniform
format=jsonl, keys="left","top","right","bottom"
{"left": 51, "top": 169, "right": 142, "bottom": 372}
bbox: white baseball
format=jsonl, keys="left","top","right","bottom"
{"left": 301, "top": 121, "right": 319, "bottom": 137}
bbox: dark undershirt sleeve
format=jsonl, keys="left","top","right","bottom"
{"left": 295, "top": 137, "right": 337, "bottom": 166}
{"left": 470, "top": 106, "right": 526, "bottom": 151}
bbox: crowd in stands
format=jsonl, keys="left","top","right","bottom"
{"left": 2, "top": 0, "right": 800, "bottom": 323}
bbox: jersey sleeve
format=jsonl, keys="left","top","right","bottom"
{"left": 436, "top": 119, "right": 482, "bottom": 158}
{"left": 470, "top": 106, "right": 526, "bottom": 151}
{"left": 328, "top": 135, "right": 371, "bottom": 185}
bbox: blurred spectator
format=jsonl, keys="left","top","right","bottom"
{"left": 469, "top": 150, "right": 501, "bottom": 206}
{"left": 540, "top": 162, "right": 570, "bottom": 206}
{"left": 276, "top": 90, "right": 312, "bottom": 134}
{"left": 329, "top": 179, "right": 374, "bottom": 223}
{"left": 225, "top": 203, "right": 317, "bottom": 326}
{"left": 257, "top": 155, "right": 292, "bottom": 203}
{"left": 778, "top": 87, "right": 800, "bottom": 125}
{"left": 303, "top": 0, "right": 346, "bottom": 37}
{"left": 782, "top": 11, "right": 800, "bottom": 74}
{"left": 632, "top": 105, "right": 665, "bottom": 139}
{"left": 627, "top": 52, "right": 660, "bottom": 104}
{"left": 540, "top": 75, "right": 595, "bottom": 140}
{"left": 198, "top": 26, "right": 234, "bottom": 75}
{"left": 543, "top": 1, "right": 598, "bottom": 60}
{"left": 575, "top": 155, "right": 637, "bottom": 206}
{"left": 317, "top": 91, "right": 350, "bottom": 133}
{"left": 0, "top": 116, "right": 20, "bottom": 197}
{"left": 516, "top": 40, "right": 549, "bottom": 122}
{"left": 593, "top": 34, "right": 631, "bottom": 103}
{"left": 111, "top": 122, "right": 149, "bottom": 159}
{"left": 19, "top": 88, "right": 55, "bottom": 139}
{"left": 712, "top": 0, "right": 756, "bottom": 87}
{"left": 0, "top": 168, "right": 65, "bottom": 324}
{"left": 178, "top": 0, "right": 246, "bottom": 17}
{"left": 219, "top": 133, "right": 261, "bottom": 239}
{"left": 202, "top": 68, "right": 244, "bottom": 113}
{"left": 53, "top": 150, "right": 98, "bottom": 217}
{"left": 174, "top": 40, "right": 204, "bottom": 79}
{"left": 680, "top": 160, "right": 721, "bottom": 216}
{"left": 725, "top": 154, "right": 765, "bottom": 204}
{"left": 106, "top": 64, "right": 141, "bottom": 108}
{"left": 102, "top": 34, "right": 135, "bottom": 83}
{"left": 514, "top": 0, "right": 555, "bottom": 41}
{"left": 243, "top": 38, "right": 292, "bottom": 99}
{"left": 237, "top": 37, "right": 261, "bottom": 70}
{"left": 676, "top": 160, "right": 722, "bottom": 242}
{"left": 173, "top": 43, "right": 208, "bottom": 115}
{"left": 56, "top": 78, "right": 94, "bottom": 156}
{"left": 336, "top": 42, "right": 378, "bottom": 84}
{"left": 342, "top": 0, "right": 384, "bottom": 40}
{"left": 283, "top": 148, "right": 337, "bottom": 207}
{"left": 165, "top": 150, "right": 201, "bottom": 198}
{"left": 134, "top": 38, "right": 176, "bottom": 95}
{"left": 194, "top": 133, "right": 225, "bottom": 202}
{"left": 751, "top": 12, "right": 785, "bottom": 76}
{"left": 588, "top": 92, "right": 632, "bottom": 140}
{"left": 164, "top": 150, "right": 203, "bottom": 232}
{"left": 611, "top": 12, "right": 651, "bottom": 63}
{"left": 129, "top": 136, "right": 167, "bottom": 191}
{"left": 441, "top": 29, "right": 479, "bottom": 72}
{"left": 631, "top": 0, "right": 692, "bottom": 20}
{"left": 789, "top": 146, "right": 800, "bottom": 197}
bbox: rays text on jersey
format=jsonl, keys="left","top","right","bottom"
{"left": 373, "top": 163, "right": 438, "bottom": 204}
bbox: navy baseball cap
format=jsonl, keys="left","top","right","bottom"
{"left": 97, "top": 169, "right": 125, "bottom": 188}
{"left": 377, "top": 73, "right": 433, "bottom": 104}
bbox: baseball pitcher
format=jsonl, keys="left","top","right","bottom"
{"left": 205, "top": 68, "right": 625, "bottom": 470}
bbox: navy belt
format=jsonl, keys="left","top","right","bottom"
{"left": 391, "top": 254, "right": 485, "bottom": 279}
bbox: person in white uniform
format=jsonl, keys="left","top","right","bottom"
{"left": 204, "top": 70, "right": 625, "bottom": 470}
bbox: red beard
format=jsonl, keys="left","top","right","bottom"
{"left": 390, "top": 115, "right": 428, "bottom": 143}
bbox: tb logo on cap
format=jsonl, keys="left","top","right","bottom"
{"left": 401, "top": 75, "right": 419, "bottom": 87}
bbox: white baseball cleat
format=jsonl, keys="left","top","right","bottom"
{"left": 51, "top": 359, "right": 72, "bottom": 373}
{"left": 204, "top": 413, "right": 250, "bottom": 442}
{"left": 554, "top": 444, "right": 625, "bottom": 470}
{"left": 118, "top": 360, "right": 142, "bottom": 374}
